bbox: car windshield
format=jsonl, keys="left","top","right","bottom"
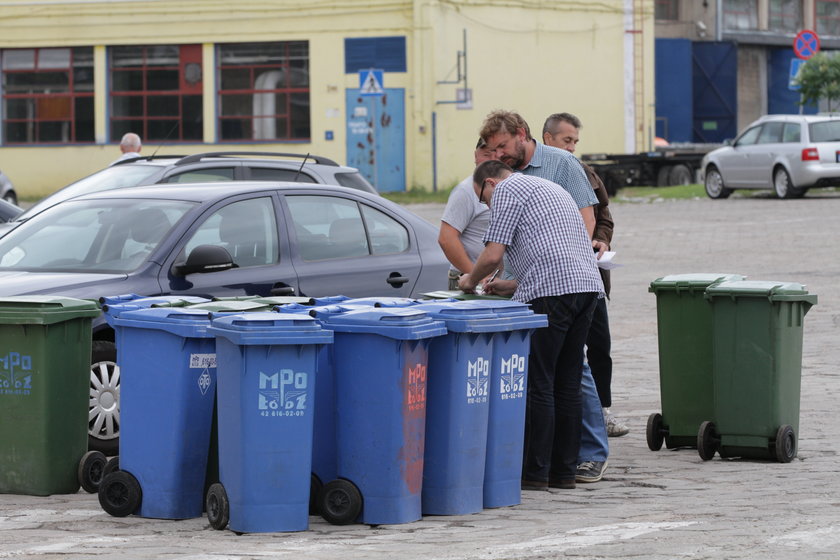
{"left": 15, "top": 164, "right": 165, "bottom": 222}
{"left": 0, "top": 198, "right": 195, "bottom": 273}
{"left": 809, "top": 121, "right": 840, "bottom": 143}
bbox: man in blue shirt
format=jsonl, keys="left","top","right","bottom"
{"left": 459, "top": 160, "right": 603, "bottom": 489}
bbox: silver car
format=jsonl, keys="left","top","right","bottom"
{"left": 701, "top": 114, "right": 840, "bottom": 199}
{"left": 0, "top": 169, "right": 16, "bottom": 205}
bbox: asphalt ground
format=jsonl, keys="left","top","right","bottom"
{"left": 2, "top": 193, "right": 839, "bottom": 559}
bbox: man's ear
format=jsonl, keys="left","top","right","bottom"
{"left": 542, "top": 131, "right": 552, "bottom": 144}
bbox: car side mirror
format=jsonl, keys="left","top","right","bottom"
{"left": 173, "top": 244, "right": 237, "bottom": 276}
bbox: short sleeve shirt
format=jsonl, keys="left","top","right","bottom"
{"left": 483, "top": 173, "right": 604, "bottom": 303}
{"left": 522, "top": 142, "right": 597, "bottom": 209}
{"left": 440, "top": 175, "right": 490, "bottom": 272}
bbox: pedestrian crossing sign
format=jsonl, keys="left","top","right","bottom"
{"left": 359, "top": 69, "right": 384, "bottom": 96}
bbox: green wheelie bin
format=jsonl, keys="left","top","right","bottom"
{"left": 0, "top": 296, "right": 104, "bottom": 495}
{"left": 698, "top": 280, "right": 817, "bottom": 463}
{"left": 647, "top": 273, "right": 745, "bottom": 450}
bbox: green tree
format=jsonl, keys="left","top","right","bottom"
{"left": 795, "top": 52, "right": 840, "bottom": 111}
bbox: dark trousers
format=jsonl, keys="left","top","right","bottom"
{"left": 585, "top": 296, "right": 613, "bottom": 408}
{"left": 523, "top": 292, "right": 599, "bottom": 482}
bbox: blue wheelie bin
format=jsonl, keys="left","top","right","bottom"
{"left": 207, "top": 312, "right": 332, "bottom": 533}
{"left": 409, "top": 300, "right": 502, "bottom": 515}
{"left": 471, "top": 300, "right": 547, "bottom": 509}
{"left": 99, "top": 307, "right": 218, "bottom": 519}
{"left": 316, "top": 307, "right": 447, "bottom": 525}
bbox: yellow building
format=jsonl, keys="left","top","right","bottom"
{"left": 0, "top": 0, "right": 654, "bottom": 198}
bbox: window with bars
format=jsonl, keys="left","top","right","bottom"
{"left": 769, "top": 0, "right": 803, "bottom": 32}
{"left": 723, "top": 0, "right": 759, "bottom": 30}
{"left": 217, "top": 42, "right": 310, "bottom": 141}
{"left": 655, "top": 0, "right": 679, "bottom": 20}
{"left": 816, "top": 0, "right": 840, "bottom": 36}
{"left": 1, "top": 47, "right": 94, "bottom": 144}
{"left": 109, "top": 44, "right": 203, "bottom": 143}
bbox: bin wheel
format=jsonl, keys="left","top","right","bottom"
{"left": 773, "top": 425, "right": 797, "bottom": 463}
{"left": 309, "top": 473, "right": 323, "bottom": 516}
{"left": 78, "top": 450, "right": 108, "bottom": 493}
{"left": 103, "top": 456, "right": 120, "bottom": 477}
{"left": 206, "top": 483, "right": 230, "bottom": 530}
{"left": 697, "top": 421, "right": 720, "bottom": 461}
{"left": 320, "top": 479, "right": 363, "bottom": 525}
{"left": 646, "top": 413, "right": 666, "bottom": 451}
{"left": 98, "top": 471, "right": 142, "bottom": 517}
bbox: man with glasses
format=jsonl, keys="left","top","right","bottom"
{"left": 459, "top": 160, "right": 604, "bottom": 491}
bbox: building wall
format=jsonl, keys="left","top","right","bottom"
{"left": 0, "top": 0, "right": 652, "bottom": 198}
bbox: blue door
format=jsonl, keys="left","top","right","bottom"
{"left": 346, "top": 89, "right": 405, "bottom": 192}
{"left": 692, "top": 42, "right": 737, "bottom": 143}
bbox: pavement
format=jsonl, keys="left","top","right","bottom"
{"left": 2, "top": 193, "right": 840, "bottom": 559}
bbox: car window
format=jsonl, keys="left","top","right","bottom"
{"left": 782, "top": 123, "right": 801, "bottom": 143}
{"left": 735, "top": 125, "right": 762, "bottom": 147}
{"left": 332, "top": 171, "right": 376, "bottom": 193}
{"left": 286, "top": 195, "right": 370, "bottom": 261}
{"left": 164, "top": 168, "right": 236, "bottom": 183}
{"left": 809, "top": 120, "right": 840, "bottom": 142}
{"left": 16, "top": 164, "right": 164, "bottom": 222}
{"left": 182, "top": 197, "right": 278, "bottom": 268}
{"left": 756, "top": 122, "right": 783, "bottom": 144}
{"left": 360, "top": 204, "right": 409, "bottom": 255}
{"left": 249, "top": 167, "right": 318, "bottom": 183}
{"left": 0, "top": 199, "right": 194, "bottom": 273}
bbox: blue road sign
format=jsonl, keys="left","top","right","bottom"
{"left": 789, "top": 58, "right": 805, "bottom": 91}
{"left": 794, "top": 30, "right": 820, "bottom": 60}
{"left": 359, "top": 69, "right": 384, "bottom": 96}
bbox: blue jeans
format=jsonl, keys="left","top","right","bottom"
{"left": 578, "top": 362, "right": 609, "bottom": 463}
{"left": 522, "top": 292, "right": 599, "bottom": 482}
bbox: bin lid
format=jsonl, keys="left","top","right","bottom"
{"left": 209, "top": 312, "right": 333, "bottom": 345}
{"left": 421, "top": 289, "right": 510, "bottom": 301}
{"left": 250, "top": 296, "right": 313, "bottom": 305}
{"left": 318, "top": 307, "right": 447, "bottom": 340}
{"left": 307, "top": 295, "right": 350, "bottom": 306}
{"left": 0, "top": 296, "right": 100, "bottom": 325}
{"left": 705, "top": 280, "right": 818, "bottom": 304}
{"left": 111, "top": 306, "right": 214, "bottom": 338}
{"left": 100, "top": 295, "right": 211, "bottom": 324}
{"left": 185, "top": 300, "right": 271, "bottom": 312}
{"left": 342, "top": 296, "right": 421, "bottom": 307}
{"left": 411, "top": 300, "right": 505, "bottom": 333}
{"left": 649, "top": 273, "right": 746, "bottom": 294}
{"left": 452, "top": 299, "right": 549, "bottom": 330}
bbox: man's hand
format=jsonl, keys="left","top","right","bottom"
{"left": 458, "top": 273, "right": 478, "bottom": 293}
{"left": 592, "top": 239, "right": 609, "bottom": 259}
{"left": 483, "top": 278, "right": 517, "bottom": 297}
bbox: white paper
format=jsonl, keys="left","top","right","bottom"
{"left": 596, "top": 251, "right": 623, "bottom": 270}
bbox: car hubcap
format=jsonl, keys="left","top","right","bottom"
{"left": 707, "top": 172, "right": 722, "bottom": 196}
{"left": 90, "top": 360, "right": 120, "bottom": 442}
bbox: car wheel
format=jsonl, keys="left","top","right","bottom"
{"left": 2, "top": 191, "right": 17, "bottom": 206}
{"left": 90, "top": 340, "right": 120, "bottom": 455}
{"left": 773, "top": 167, "right": 803, "bottom": 199}
{"left": 704, "top": 166, "right": 732, "bottom": 199}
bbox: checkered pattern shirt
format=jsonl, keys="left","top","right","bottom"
{"left": 484, "top": 173, "right": 604, "bottom": 303}
{"left": 522, "top": 142, "right": 598, "bottom": 209}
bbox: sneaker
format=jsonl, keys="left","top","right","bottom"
{"left": 604, "top": 408, "right": 630, "bottom": 437}
{"left": 548, "top": 478, "right": 576, "bottom": 490}
{"left": 521, "top": 479, "right": 548, "bottom": 491}
{"left": 575, "top": 460, "right": 608, "bottom": 483}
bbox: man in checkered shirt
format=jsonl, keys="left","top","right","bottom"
{"left": 459, "top": 160, "right": 604, "bottom": 490}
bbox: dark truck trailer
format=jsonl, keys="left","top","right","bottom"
{"left": 582, "top": 144, "right": 720, "bottom": 195}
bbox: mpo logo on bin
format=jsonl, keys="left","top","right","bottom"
{"left": 406, "top": 363, "right": 427, "bottom": 412}
{"left": 258, "top": 369, "right": 309, "bottom": 417}
{"left": 0, "top": 352, "right": 33, "bottom": 396}
{"left": 499, "top": 353, "right": 526, "bottom": 400}
{"left": 466, "top": 357, "right": 489, "bottom": 404}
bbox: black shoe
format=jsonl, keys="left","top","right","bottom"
{"left": 521, "top": 479, "right": 548, "bottom": 491}
{"left": 575, "top": 460, "right": 608, "bottom": 483}
{"left": 548, "top": 478, "right": 576, "bottom": 489}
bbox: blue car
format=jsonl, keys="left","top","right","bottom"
{"left": 0, "top": 181, "right": 448, "bottom": 453}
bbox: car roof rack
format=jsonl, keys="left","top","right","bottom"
{"left": 112, "top": 154, "right": 188, "bottom": 165}
{"left": 174, "top": 152, "right": 340, "bottom": 167}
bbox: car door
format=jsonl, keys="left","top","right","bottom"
{"left": 718, "top": 124, "right": 763, "bottom": 187}
{"left": 746, "top": 121, "right": 785, "bottom": 186}
{"left": 281, "top": 192, "right": 422, "bottom": 298}
{"left": 158, "top": 194, "right": 300, "bottom": 298}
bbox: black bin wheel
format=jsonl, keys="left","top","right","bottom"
{"left": 103, "top": 456, "right": 120, "bottom": 477}
{"left": 319, "top": 479, "right": 363, "bottom": 525}
{"left": 206, "top": 482, "right": 230, "bottom": 530}
{"left": 78, "top": 450, "right": 108, "bottom": 493}
{"left": 310, "top": 473, "right": 323, "bottom": 516}
{"left": 774, "top": 425, "right": 797, "bottom": 463}
{"left": 697, "top": 421, "right": 720, "bottom": 461}
{"left": 98, "top": 471, "right": 142, "bottom": 517}
{"left": 646, "top": 413, "right": 666, "bottom": 451}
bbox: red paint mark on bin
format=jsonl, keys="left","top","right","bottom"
{"left": 401, "top": 361, "right": 427, "bottom": 494}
